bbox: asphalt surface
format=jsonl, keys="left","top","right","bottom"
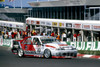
{"left": 0, "top": 46, "right": 100, "bottom": 67}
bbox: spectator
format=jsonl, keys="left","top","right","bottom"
{"left": 62, "top": 32, "right": 66, "bottom": 41}
{"left": 8, "top": 30, "right": 12, "bottom": 39}
{"left": 4, "top": 33, "right": 8, "bottom": 39}
{"left": 51, "top": 32, "right": 55, "bottom": 37}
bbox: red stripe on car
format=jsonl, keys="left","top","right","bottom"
{"left": 59, "top": 44, "right": 68, "bottom": 46}
{"left": 45, "top": 45, "right": 56, "bottom": 48}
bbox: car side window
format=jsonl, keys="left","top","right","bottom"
{"left": 24, "top": 38, "right": 32, "bottom": 45}
{"left": 33, "top": 38, "right": 41, "bottom": 45}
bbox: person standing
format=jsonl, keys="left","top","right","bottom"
{"left": 62, "top": 32, "right": 66, "bottom": 41}
{"left": 8, "top": 30, "right": 12, "bottom": 39}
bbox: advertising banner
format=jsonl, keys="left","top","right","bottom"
{"left": 0, "top": 39, "right": 12, "bottom": 47}
{"left": 73, "top": 23, "right": 82, "bottom": 29}
{"left": 67, "top": 41, "right": 100, "bottom": 51}
{"left": 83, "top": 24, "right": 91, "bottom": 30}
{"left": 41, "top": 21, "right": 45, "bottom": 26}
{"left": 46, "top": 22, "right": 52, "bottom": 26}
{"left": 59, "top": 23, "right": 65, "bottom": 27}
{"left": 66, "top": 23, "right": 72, "bottom": 28}
{"left": 31, "top": 20, "right": 36, "bottom": 25}
{"left": 92, "top": 25, "right": 100, "bottom": 31}
{"left": 26, "top": 20, "right": 31, "bottom": 24}
{"left": 36, "top": 21, "right": 40, "bottom": 25}
{"left": 3, "top": 39, "right": 11, "bottom": 47}
{"left": 52, "top": 22, "right": 58, "bottom": 27}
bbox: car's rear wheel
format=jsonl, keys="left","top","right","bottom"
{"left": 44, "top": 49, "right": 51, "bottom": 58}
{"left": 18, "top": 49, "right": 24, "bottom": 57}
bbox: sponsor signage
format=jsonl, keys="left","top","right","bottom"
{"left": 46, "top": 22, "right": 52, "bottom": 26}
{"left": 36, "top": 21, "right": 40, "bottom": 25}
{"left": 31, "top": 20, "right": 35, "bottom": 25}
{"left": 66, "top": 23, "right": 72, "bottom": 28}
{"left": 52, "top": 22, "right": 58, "bottom": 27}
{"left": 9, "top": 24, "right": 12, "bottom": 27}
{"left": 16, "top": 25, "right": 19, "bottom": 28}
{"left": 83, "top": 24, "right": 91, "bottom": 30}
{"left": 26, "top": 20, "right": 31, "bottom": 24}
{"left": 67, "top": 42, "right": 100, "bottom": 51}
{"left": 73, "top": 23, "right": 82, "bottom": 29}
{"left": 59, "top": 23, "right": 64, "bottom": 27}
{"left": 92, "top": 25, "right": 100, "bottom": 31}
{"left": 41, "top": 21, "right": 45, "bottom": 25}
{"left": 20, "top": 25, "right": 23, "bottom": 29}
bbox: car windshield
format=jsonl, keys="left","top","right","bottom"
{"left": 40, "top": 37, "right": 57, "bottom": 44}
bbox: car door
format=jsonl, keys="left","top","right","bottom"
{"left": 22, "top": 37, "right": 36, "bottom": 54}
{"left": 33, "top": 38, "right": 42, "bottom": 54}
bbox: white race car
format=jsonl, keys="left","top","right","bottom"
{"left": 11, "top": 36, "right": 77, "bottom": 58}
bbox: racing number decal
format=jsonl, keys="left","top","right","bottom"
{"left": 36, "top": 45, "right": 41, "bottom": 53}
{"left": 37, "top": 48, "right": 41, "bottom": 53}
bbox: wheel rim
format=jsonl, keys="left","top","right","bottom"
{"left": 44, "top": 50, "right": 51, "bottom": 58}
{"left": 18, "top": 49, "right": 23, "bottom": 57}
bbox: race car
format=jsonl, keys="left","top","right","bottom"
{"left": 11, "top": 36, "right": 77, "bottom": 58}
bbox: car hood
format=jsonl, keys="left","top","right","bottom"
{"left": 44, "top": 42, "right": 71, "bottom": 48}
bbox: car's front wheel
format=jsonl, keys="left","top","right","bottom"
{"left": 44, "top": 49, "right": 51, "bottom": 58}
{"left": 18, "top": 49, "right": 24, "bottom": 57}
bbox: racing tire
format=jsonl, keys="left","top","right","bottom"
{"left": 44, "top": 49, "right": 51, "bottom": 59}
{"left": 18, "top": 49, "right": 24, "bottom": 58}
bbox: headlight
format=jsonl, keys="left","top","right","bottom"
{"left": 56, "top": 47, "right": 65, "bottom": 50}
{"left": 72, "top": 48, "right": 76, "bottom": 50}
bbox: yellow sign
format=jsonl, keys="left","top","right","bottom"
{"left": 59, "top": 23, "right": 62, "bottom": 27}
{"left": 0, "top": 0, "right": 5, "bottom": 2}
{"left": 52, "top": 22, "right": 57, "bottom": 27}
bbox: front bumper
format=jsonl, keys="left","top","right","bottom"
{"left": 51, "top": 50, "right": 77, "bottom": 58}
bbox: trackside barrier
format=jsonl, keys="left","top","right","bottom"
{"left": 0, "top": 37, "right": 13, "bottom": 48}
{"left": 66, "top": 42, "right": 100, "bottom": 51}
{"left": 1, "top": 37, "right": 100, "bottom": 51}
